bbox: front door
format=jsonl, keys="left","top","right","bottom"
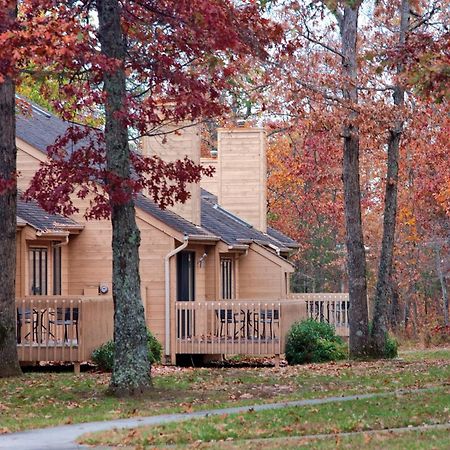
{"left": 176, "top": 251, "right": 195, "bottom": 338}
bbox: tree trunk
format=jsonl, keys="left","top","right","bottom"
{"left": 389, "top": 281, "right": 401, "bottom": 331}
{"left": 0, "top": 1, "right": 21, "bottom": 378}
{"left": 370, "top": 0, "right": 409, "bottom": 357}
{"left": 435, "top": 244, "right": 449, "bottom": 326}
{"left": 96, "top": 0, "right": 151, "bottom": 395}
{"left": 340, "top": 3, "right": 369, "bottom": 357}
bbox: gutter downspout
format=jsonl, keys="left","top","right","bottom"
{"left": 164, "top": 236, "right": 189, "bottom": 358}
{"left": 52, "top": 236, "right": 70, "bottom": 247}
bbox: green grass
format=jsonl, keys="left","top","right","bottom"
{"left": 0, "top": 347, "right": 448, "bottom": 434}
{"left": 81, "top": 388, "right": 450, "bottom": 447}
{"left": 174, "top": 428, "right": 450, "bottom": 449}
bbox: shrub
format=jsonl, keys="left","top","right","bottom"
{"left": 384, "top": 334, "right": 398, "bottom": 359}
{"left": 92, "top": 340, "right": 115, "bottom": 371}
{"left": 285, "top": 319, "right": 347, "bottom": 365}
{"left": 92, "top": 329, "right": 162, "bottom": 371}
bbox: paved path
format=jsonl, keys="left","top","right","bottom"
{"left": 0, "top": 389, "right": 434, "bottom": 450}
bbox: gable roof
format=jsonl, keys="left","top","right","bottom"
{"left": 16, "top": 102, "right": 71, "bottom": 154}
{"left": 200, "top": 189, "right": 298, "bottom": 252}
{"left": 135, "top": 194, "right": 215, "bottom": 239}
{"left": 17, "top": 198, "right": 82, "bottom": 233}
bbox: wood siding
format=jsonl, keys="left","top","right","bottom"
{"left": 200, "top": 157, "right": 219, "bottom": 197}
{"left": 217, "top": 128, "right": 267, "bottom": 232}
{"left": 238, "top": 245, "right": 293, "bottom": 299}
{"left": 142, "top": 125, "right": 201, "bottom": 225}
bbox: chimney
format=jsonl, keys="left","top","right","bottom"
{"left": 200, "top": 157, "right": 219, "bottom": 197}
{"left": 142, "top": 124, "right": 201, "bottom": 225}
{"left": 217, "top": 127, "right": 267, "bottom": 233}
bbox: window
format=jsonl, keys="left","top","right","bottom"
{"left": 220, "top": 257, "right": 234, "bottom": 299}
{"left": 53, "top": 245, "right": 62, "bottom": 295}
{"left": 176, "top": 251, "right": 195, "bottom": 301}
{"left": 29, "top": 248, "right": 48, "bottom": 295}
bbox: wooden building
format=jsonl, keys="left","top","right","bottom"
{"left": 14, "top": 102, "right": 349, "bottom": 366}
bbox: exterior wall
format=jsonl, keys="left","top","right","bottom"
{"left": 138, "top": 217, "right": 175, "bottom": 347}
{"left": 15, "top": 142, "right": 179, "bottom": 351}
{"left": 16, "top": 138, "right": 44, "bottom": 191}
{"left": 142, "top": 124, "right": 201, "bottom": 225}
{"left": 217, "top": 128, "right": 267, "bottom": 232}
{"left": 200, "top": 157, "right": 219, "bottom": 197}
{"left": 15, "top": 230, "right": 24, "bottom": 297}
{"left": 238, "top": 245, "right": 293, "bottom": 300}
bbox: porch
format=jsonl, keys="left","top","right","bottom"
{"left": 16, "top": 296, "right": 113, "bottom": 365}
{"left": 175, "top": 294, "right": 349, "bottom": 357}
{"left": 15, "top": 293, "right": 349, "bottom": 365}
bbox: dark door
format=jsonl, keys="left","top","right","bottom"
{"left": 176, "top": 251, "right": 195, "bottom": 338}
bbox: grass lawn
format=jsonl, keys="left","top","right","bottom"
{"left": 148, "top": 427, "right": 450, "bottom": 449}
{"left": 0, "top": 347, "right": 449, "bottom": 436}
{"left": 80, "top": 388, "right": 450, "bottom": 447}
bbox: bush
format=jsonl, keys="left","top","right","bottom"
{"left": 285, "top": 319, "right": 347, "bottom": 365}
{"left": 384, "top": 333, "right": 398, "bottom": 359}
{"left": 92, "top": 329, "right": 162, "bottom": 371}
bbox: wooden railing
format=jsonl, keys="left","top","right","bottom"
{"left": 175, "top": 295, "right": 349, "bottom": 356}
{"left": 288, "top": 293, "right": 349, "bottom": 337}
{"left": 16, "top": 296, "right": 113, "bottom": 363}
{"left": 175, "top": 301, "right": 288, "bottom": 355}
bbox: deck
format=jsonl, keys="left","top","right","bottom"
{"left": 15, "top": 293, "right": 349, "bottom": 364}
{"left": 16, "top": 296, "right": 113, "bottom": 363}
{"left": 175, "top": 295, "right": 349, "bottom": 356}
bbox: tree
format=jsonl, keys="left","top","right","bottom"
{"left": 0, "top": 0, "right": 21, "bottom": 378}
{"left": 266, "top": 0, "right": 370, "bottom": 356}
{"left": 17, "top": 0, "right": 281, "bottom": 394}
{"left": 370, "top": 0, "right": 410, "bottom": 357}
{"left": 338, "top": 1, "right": 370, "bottom": 357}
{"left": 259, "top": 0, "right": 449, "bottom": 356}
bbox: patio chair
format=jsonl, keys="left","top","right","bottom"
{"left": 16, "top": 308, "right": 37, "bottom": 343}
{"left": 49, "top": 307, "right": 79, "bottom": 343}
{"left": 259, "top": 309, "right": 280, "bottom": 339}
{"left": 216, "top": 309, "right": 245, "bottom": 339}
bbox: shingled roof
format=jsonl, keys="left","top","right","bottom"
{"left": 17, "top": 198, "right": 82, "bottom": 233}
{"left": 16, "top": 102, "right": 71, "bottom": 154}
{"left": 200, "top": 189, "right": 298, "bottom": 252}
{"left": 135, "top": 194, "right": 215, "bottom": 239}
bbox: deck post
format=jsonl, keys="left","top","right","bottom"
{"left": 274, "top": 354, "right": 280, "bottom": 369}
{"left": 74, "top": 362, "right": 81, "bottom": 375}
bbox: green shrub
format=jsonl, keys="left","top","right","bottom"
{"left": 285, "top": 319, "right": 347, "bottom": 365}
{"left": 384, "top": 333, "right": 398, "bottom": 359}
{"left": 92, "top": 329, "right": 162, "bottom": 371}
{"left": 92, "top": 340, "right": 115, "bottom": 371}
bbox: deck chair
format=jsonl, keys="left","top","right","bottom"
{"left": 49, "top": 307, "right": 79, "bottom": 342}
{"left": 216, "top": 309, "right": 245, "bottom": 338}
{"left": 16, "top": 308, "right": 37, "bottom": 343}
{"left": 259, "top": 309, "right": 280, "bottom": 339}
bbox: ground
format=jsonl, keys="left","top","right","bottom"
{"left": 0, "top": 348, "right": 449, "bottom": 448}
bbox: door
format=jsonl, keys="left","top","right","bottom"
{"left": 176, "top": 251, "right": 195, "bottom": 338}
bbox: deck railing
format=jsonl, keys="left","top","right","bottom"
{"left": 289, "top": 293, "right": 350, "bottom": 336}
{"left": 175, "top": 295, "right": 349, "bottom": 356}
{"left": 175, "top": 301, "right": 288, "bottom": 355}
{"left": 15, "top": 296, "right": 113, "bottom": 363}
